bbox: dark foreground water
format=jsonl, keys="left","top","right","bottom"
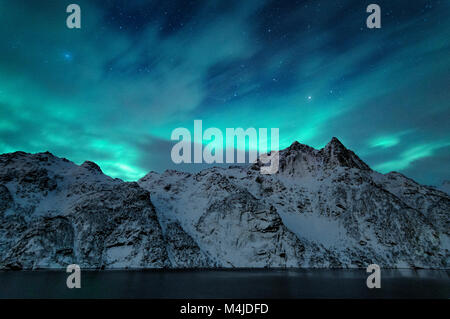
{"left": 0, "top": 269, "right": 448, "bottom": 299}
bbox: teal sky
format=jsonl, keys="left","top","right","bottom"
{"left": 0, "top": 0, "right": 449, "bottom": 185}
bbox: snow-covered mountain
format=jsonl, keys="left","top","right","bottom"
{"left": 0, "top": 138, "right": 448, "bottom": 269}
{"left": 0, "top": 152, "right": 169, "bottom": 269}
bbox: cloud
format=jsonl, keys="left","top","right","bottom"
{"left": 373, "top": 141, "right": 450, "bottom": 173}
{"left": 0, "top": 0, "right": 448, "bottom": 185}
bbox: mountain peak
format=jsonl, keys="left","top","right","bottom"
{"left": 324, "top": 137, "right": 346, "bottom": 150}
{"left": 81, "top": 161, "right": 103, "bottom": 174}
{"left": 277, "top": 138, "right": 370, "bottom": 173}
{"left": 287, "top": 140, "right": 315, "bottom": 152}
{"left": 320, "top": 138, "right": 370, "bottom": 171}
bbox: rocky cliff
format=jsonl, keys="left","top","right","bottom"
{"left": 0, "top": 138, "right": 448, "bottom": 269}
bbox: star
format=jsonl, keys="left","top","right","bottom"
{"left": 63, "top": 52, "right": 73, "bottom": 62}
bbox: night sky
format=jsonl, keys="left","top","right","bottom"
{"left": 0, "top": 0, "right": 449, "bottom": 185}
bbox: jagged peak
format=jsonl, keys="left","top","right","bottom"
{"left": 0, "top": 151, "right": 74, "bottom": 167}
{"left": 0, "top": 150, "right": 54, "bottom": 158}
{"left": 81, "top": 161, "right": 103, "bottom": 174}
{"left": 283, "top": 141, "right": 317, "bottom": 156}
{"left": 324, "top": 137, "right": 347, "bottom": 151}
{"left": 285, "top": 137, "right": 345, "bottom": 152}
{"left": 321, "top": 138, "right": 370, "bottom": 171}
{"left": 277, "top": 138, "right": 371, "bottom": 172}
{"left": 289, "top": 140, "right": 312, "bottom": 149}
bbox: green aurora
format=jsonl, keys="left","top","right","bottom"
{"left": 0, "top": 0, "right": 449, "bottom": 184}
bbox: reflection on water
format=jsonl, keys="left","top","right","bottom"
{"left": 0, "top": 269, "right": 448, "bottom": 299}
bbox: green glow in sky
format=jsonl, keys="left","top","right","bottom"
{"left": 0, "top": 1, "right": 449, "bottom": 185}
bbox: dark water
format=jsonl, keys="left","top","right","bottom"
{"left": 0, "top": 269, "right": 448, "bottom": 299}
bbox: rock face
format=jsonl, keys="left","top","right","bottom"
{"left": 139, "top": 138, "right": 449, "bottom": 269}
{"left": 0, "top": 152, "right": 168, "bottom": 269}
{"left": 0, "top": 139, "right": 449, "bottom": 269}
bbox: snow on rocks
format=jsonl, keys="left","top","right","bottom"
{"left": 1, "top": 137, "right": 449, "bottom": 269}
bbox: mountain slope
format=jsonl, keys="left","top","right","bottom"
{"left": 140, "top": 138, "right": 449, "bottom": 268}
{"left": 0, "top": 152, "right": 169, "bottom": 269}
{"left": 0, "top": 138, "right": 448, "bottom": 269}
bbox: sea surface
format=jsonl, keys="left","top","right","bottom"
{"left": 0, "top": 269, "right": 448, "bottom": 299}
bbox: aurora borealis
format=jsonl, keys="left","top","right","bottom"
{"left": 0, "top": 0, "right": 449, "bottom": 185}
